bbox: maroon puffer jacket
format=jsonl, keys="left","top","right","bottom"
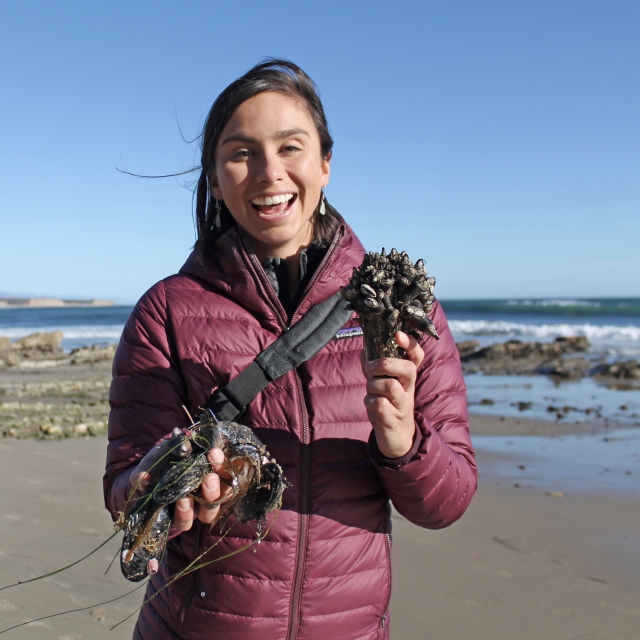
{"left": 104, "top": 223, "right": 476, "bottom": 640}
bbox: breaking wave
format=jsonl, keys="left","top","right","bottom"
{"left": 449, "top": 320, "right": 640, "bottom": 342}
{"left": 0, "top": 325, "right": 123, "bottom": 340}
{"left": 505, "top": 299, "right": 602, "bottom": 308}
{"left": 449, "top": 320, "right": 640, "bottom": 356}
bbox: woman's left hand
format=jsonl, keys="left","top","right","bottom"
{"left": 361, "top": 331, "right": 425, "bottom": 459}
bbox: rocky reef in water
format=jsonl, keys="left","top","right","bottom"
{"left": 0, "top": 297, "right": 114, "bottom": 308}
{"left": 0, "top": 331, "right": 114, "bottom": 439}
{"left": 457, "top": 336, "right": 639, "bottom": 381}
{"left": 0, "top": 332, "right": 115, "bottom": 369}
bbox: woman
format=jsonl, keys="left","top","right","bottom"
{"left": 104, "top": 60, "right": 477, "bottom": 640}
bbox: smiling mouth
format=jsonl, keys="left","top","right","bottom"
{"left": 250, "top": 193, "right": 296, "bottom": 216}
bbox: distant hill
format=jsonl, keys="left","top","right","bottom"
{"left": 0, "top": 297, "right": 115, "bottom": 308}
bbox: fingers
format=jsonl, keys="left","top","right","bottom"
{"left": 130, "top": 435, "right": 182, "bottom": 492}
{"left": 365, "top": 376, "right": 405, "bottom": 408}
{"left": 197, "top": 472, "right": 222, "bottom": 524}
{"left": 198, "top": 448, "right": 233, "bottom": 524}
{"left": 130, "top": 470, "right": 151, "bottom": 492}
{"left": 207, "top": 448, "right": 232, "bottom": 481}
{"left": 363, "top": 394, "right": 399, "bottom": 425}
{"left": 144, "top": 446, "right": 233, "bottom": 533}
{"left": 172, "top": 496, "right": 195, "bottom": 532}
{"left": 363, "top": 356, "right": 416, "bottom": 393}
{"left": 360, "top": 332, "right": 420, "bottom": 458}
{"left": 172, "top": 471, "right": 228, "bottom": 529}
{"left": 395, "top": 331, "right": 425, "bottom": 369}
{"left": 360, "top": 331, "right": 424, "bottom": 393}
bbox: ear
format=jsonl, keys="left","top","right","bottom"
{"left": 208, "top": 172, "right": 223, "bottom": 201}
{"left": 321, "top": 152, "right": 331, "bottom": 188}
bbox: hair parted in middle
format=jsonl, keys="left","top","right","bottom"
{"left": 195, "top": 59, "right": 343, "bottom": 258}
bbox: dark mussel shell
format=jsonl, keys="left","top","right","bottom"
{"left": 152, "top": 453, "right": 209, "bottom": 506}
{"left": 120, "top": 499, "right": 171, "bottom": 582}
{"left": 120, "top": 417, "right": 290, "bottom": 582}
{"left": 233, "top": 461, "right": 288, "bottom": 524}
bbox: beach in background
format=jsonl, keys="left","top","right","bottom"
{"left": 3, "top": 296, "right": 640, "bottom": 353}
{"left": 1, "top": 299, "right": 639, "bottom": 639}
{"left": 2, "top": 297, "right": 639, "bottom": 424}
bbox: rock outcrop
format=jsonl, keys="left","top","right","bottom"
{"left": 70, "top": 344, "right": 116, "bottom": 365}
{"left": 0, "top": 297, "right": 114, "bottom": 308}
{"left": 459, "top": 336, "right": 591, "bottom": 376}
{"left": 456, "top": 340, "right": 480, "bottom": 359}
{"left": 0, "top": 331, "right": 66, "bottom": 367}
{"left": 0, "top": 331, "right": 117, "bottom": 368}
{"left": 592, "top": 359, "right": 640, "bottom": 380}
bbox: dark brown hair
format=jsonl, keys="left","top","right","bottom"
{"left": 195, "top": 59, "right": 343, "bottom": 257}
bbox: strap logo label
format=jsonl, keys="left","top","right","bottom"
{"left": 334, "top": 326, "right": 363, "bottom": 340}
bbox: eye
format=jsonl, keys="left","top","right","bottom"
{"left": 281, "top": 144, "right": 301, "bottom": 154}
{"left": 233, "top": 149, "right": 252, "bottom": 159}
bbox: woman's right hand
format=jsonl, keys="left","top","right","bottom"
{"left": 128, "top": 440, "right": 232, "bottom": 532}
{"left": 172, "top": 448, "right": 233, "bottom": 532}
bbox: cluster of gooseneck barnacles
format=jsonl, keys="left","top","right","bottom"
{"left": 340, "top": 248, "right": 439, "bottom": 360}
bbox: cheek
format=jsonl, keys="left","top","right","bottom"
{"left": 296, "top": 158, "right": 326, "bottom": 189}
{"left": 218, "top": 166, "right": 248, "bottom": 199}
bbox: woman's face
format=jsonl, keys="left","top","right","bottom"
{"left": 210, "top": 91, "right": 331, "bottom": 261}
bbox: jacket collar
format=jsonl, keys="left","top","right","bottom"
{"left": 179, "top": 223, "right": 365, "bottom": 331}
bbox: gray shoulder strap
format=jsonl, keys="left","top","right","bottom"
{"left": 205, "top": 292, "right": 353, "bottom": 421}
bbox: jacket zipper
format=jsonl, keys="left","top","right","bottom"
{"left": 285, "top": 227, "right": 344, "bottom": 640}
{"left": 379, "top": 532, "right": 393, "bottom": 635}
{"left": 285, "top": 371, "right": 311, "bottom": 640}
{"left": 178, "top": 521, "right": 204, "bottom": 626}
{"left": 236, "top": 232, "right": 289, "bottom": 330}
{"left": 237, "top": 226, "right": 344, "bottom": 640}
{"left": 289, "top": 226, "right": 344, "bottom": 325}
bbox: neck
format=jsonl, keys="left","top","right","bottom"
{"left": 242, "top": 221, "right": 314, "bottom": 265}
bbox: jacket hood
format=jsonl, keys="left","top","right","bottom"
{"left": 178, "top": 223, "right": 366, "bottom": 327}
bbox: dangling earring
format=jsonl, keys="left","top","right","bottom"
{"left": 214, "top": 199, "right": 222, "bottom": 228}
{"left": 318, "top": 192, "right": 326, "bottom": 216}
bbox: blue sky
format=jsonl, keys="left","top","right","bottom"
{"left": 1, "top": 0, "right": 638, "bottom": 303}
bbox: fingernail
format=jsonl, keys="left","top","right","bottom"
{"left": 177, "top": 498, "right": 190, "bottom": 511}
{"left": 205, "top": 474, "right": 219, "bottom": 490}
{"left": 211, "top": 449, "right": 224, "bottom": 464}
{"left": 147, "top": 558, "right": 159, "bottom": 575}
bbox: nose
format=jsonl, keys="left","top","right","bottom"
{"left": 254, "top": 148, "right": 285, "bottom": 184}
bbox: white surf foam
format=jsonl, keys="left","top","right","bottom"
{"left": 505, "top": 299, "right": 602, "bottom": 308}
{"left": 0, "top": 325, "right": 124, "bottom": 341}
{"left": 449, "top": 320, "right": 640, "bottom": 356}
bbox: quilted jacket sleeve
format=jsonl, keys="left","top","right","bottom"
{"left": 369, "top": 300, "right": 477, "bottom": 529}
{"left": 103, "top": 280, "right": 187, "bottom": 519}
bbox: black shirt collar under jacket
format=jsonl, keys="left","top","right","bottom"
{"left": 262, "top": 242, "right": 328, "bottom": 319}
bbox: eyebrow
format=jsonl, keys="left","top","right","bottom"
{"left": 221, "top": 128, "right": 310, "bottom": 146}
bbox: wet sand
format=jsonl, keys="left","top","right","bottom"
{"left": 391, "top": 476, "right": 640, "bottom": 640}
{"left": 0, "top": 360, "right": 638, "bottom": 639}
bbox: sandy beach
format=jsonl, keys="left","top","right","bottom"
{"left": 1, "top": 362, "right": 639, "bottom": 639}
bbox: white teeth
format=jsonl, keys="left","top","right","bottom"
{"left": 251, "top": 193, "right": 294, "bottom": 206}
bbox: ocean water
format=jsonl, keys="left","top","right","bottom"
{"left": 0, "top": 298, "right": 640, "bottom": 359}
{"left": 474, "top": 427, "right": 640, "bottom": 495}
{"left": 440, "top": 298, "right": 640, "bottom": 425}
{"left": 0, "top": 306, "right": 133, "bottom": 350}
{"left": 442, "top": 298, "right": 640, "bottom": 358}
{"left": 466, "top": 374, "right": 640, "bottom": 425}
{"left": 2, "top": 298, "right": 638, "bottom": 355}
